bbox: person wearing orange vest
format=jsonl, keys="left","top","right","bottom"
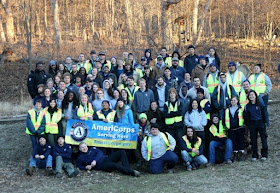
{"left": 26, "top": 99, "right": 46, "bottom": 148}
{"left": 44, "top": 98, "right": 62, "bottom": 146}
{"left": 226, "top": 61, "right": 246, "bottom": 94}
{"left": 212, "top": 73, "right": 237, "bottom": 120}
{"left": 224, "top": 96, "right": 245, "bottom": 162}
{"left": 248, "top": 64, "right": 272, "bottom": 106}
{"left": 141, "top": 124, "right": 177, "bottom": 174}
{"left": 180, "top": 127, "right": 208, "bottom": 171}
{"left": 203, "top": 63, "right": 220, "bottom": 96}
{"left": 207, "top": 114, "right": 233, "bottom": 166}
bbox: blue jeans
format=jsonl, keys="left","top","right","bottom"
{"left": 149, "top": 150, "right": 178, "bottom": 174}
{"left": 29, "top": 155, "right": 53, "bottom": 168}
{"left": 181, "top": 150, "right": 208, "bottom": 166}
{"left": 30, "top": 135, "right": 38, "bottom": 148}
{"left": 209, "top": 139, "right": 232, "bottom": 163}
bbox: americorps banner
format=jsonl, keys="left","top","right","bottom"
{"left": 65, "top": 119, "right": 139, "bottom": 149}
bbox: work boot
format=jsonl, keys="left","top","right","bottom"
{"left": 238, "top": 151, "right": 245, "bottom": 161}
{"left": 26, "top": 167, "right": 34, "bottom": 176}
{"left": 46, "top": 167, "right": 54, "bottom": 176}
{"left": 69, "top": 170, "right": 79, "bottom": 178}
{"left": 133, "top": 170, "right": 141, "bottom": 177}
{"left": 233, "top": 152, "right": 238, "bottom": 162}
{"left": 56, "top": 172, "right": 63, "bottom": 178}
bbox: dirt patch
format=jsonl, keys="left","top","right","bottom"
{"left": 0, "top": 94, "right": 280, "bottom": 193}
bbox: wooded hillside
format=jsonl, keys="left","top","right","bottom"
{"left": 0, "top": 0, "right": 279, "bottom": 62}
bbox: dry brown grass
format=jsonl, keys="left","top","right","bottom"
{"left": 0, "top": 99, "right": 32, "bottom": 116}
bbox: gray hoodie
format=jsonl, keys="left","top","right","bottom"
{"left": 178, "top": 86, "right": 191, "bottom": 116}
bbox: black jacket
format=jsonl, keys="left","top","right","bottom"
{"left": 27, "top": 69, "right": 49, "bottom": 99}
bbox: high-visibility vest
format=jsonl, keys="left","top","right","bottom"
{"left": 135, "top": 68, "right": 144, "bottom": 77}
{"left": 178, "top": 60, "right": 184, "bottom": 68}
{"left": 124, "top": 86, "right": 139, "bottom": 102}
{"left": 200, "top": 99, "right": 210, "bottom": 120}
{"left": 96, "top": 110, "right": 116, "bottom": 122}
{"left": 217, "top": 85, "right": 231, "bottom": 104}
{"left": 81, "top": 60, "right": 92, "bottom": 74}
{"left": 248, "top": 73, "right": 266, "bottom": 94}
{"left": 210, "top": 121, "right": 227, "bottom": 138}
{"left": 44, "top": 108, "right": 62, "bottom": 134}
{"left": 239, "top": 90, "right": 248, "bottom": 108}
{"left": 25, "top": 109, "right": 45, "bottom": 135}
{"left": 145, "top": 132, "right": 171, "bottom": 161}
{"left": 104, "top": 60, "right": 112, "bottom": 71}
{"left": 206, "top": 73, "right": 219, "bottom": 94}
{"left": 227, "top": 71, "right": 243, "bottom": 93}
{"left": 225, "top": 107, "right": 244, "bottom": 129}
{"left": 165, "top": 101, "right": 183, "bottom": 125}
{"left": 118, "top": 84, "right": 125, "bottom": 92}
{"left": 77, "top": 103, "right": 94, "bottom": 120}
{"left": 182, "top": 135, "right": 202, "bottom": 157}
{"left": 155, "top": 57, "right": 172, "bottom": 67}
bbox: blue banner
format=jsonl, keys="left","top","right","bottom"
{"left": 65, "top": 119, "right": 139, "bottom": 149}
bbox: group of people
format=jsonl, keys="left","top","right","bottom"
{"left": 25, "top": 45, "right": 272, "bottom": 177}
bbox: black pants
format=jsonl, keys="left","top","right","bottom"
{"left": 100, "top": 150, "right": 134, "bottom": 175}
{"left": 228, "top": 127, "right": 245, "bottom": 152}
{"left": 249, "top": 121, "right": 268, "bottom": 158}
{"left": 196, "top": 131, "right": 205, "bottom": 155}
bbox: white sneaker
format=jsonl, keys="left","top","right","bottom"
{"left": 260, "top": 157, "right": 267, "bottom": 162}
{"left": 251, "top": 158, "right": 257, "bottom": 162}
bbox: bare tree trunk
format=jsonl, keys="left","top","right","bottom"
{"left": 51, "top": 0, "right": 61, "bottom": 59}
{"left": 251, "top": 0, "right": 255, "bottom": 39}
{"left": 1, "top": 0, "right": 15, "bottom": 43}
{"left": 23, "top": 0, "right": 32, "bottom": 71}
{"left": 195, "top": 0, "right": 211, "bottom": 44}
{"left": 192, "top": 0, "right": 199, "bottom": 43}
{"left": 0, "top": 16, "right": 6, "bottom": 42}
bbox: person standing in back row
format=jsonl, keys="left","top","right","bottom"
{"left": 184, "top": 45, "right": 199, "bottom": 74}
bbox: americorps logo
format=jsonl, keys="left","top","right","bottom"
{"left": 70, "top": 122, "right": 88, "bottom": 142}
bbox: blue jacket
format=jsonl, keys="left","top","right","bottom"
{"left": 32, "top": 142, "right": 51, "bottom": 158}
{"left": 244, "top": 102, "right": 269, "bottom": 126}
{"left": 169, "top": 66, "right": 186, "bottom": 85}
{"left": 117, "top": 107, "right": 134, "bottom": 124}
{"left": 53, "top": 143, "right": 72, "bottom": 163}
{"left": 212, "top": 84, "right": 237, "bottom": 110}
{"left": 184, "top": 54, "right": 199, "bottom": 74}
{"left": 77, "top": 147, "right": 107, "bottom": 170}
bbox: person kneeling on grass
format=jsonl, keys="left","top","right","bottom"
{"left": 141, "top": 124, "right": 178, "bottom": 174}
{"left": 53, "top": 136, "right": 79, "bottom": 178}
{"left": 207, "top": 114, "right": 233, "bottom": 166}
{"left": 180, "top": 127, "right": 208, "bottom": 171}
{"left": 26, "top": 135, "right": 53, "bottom": 176}
{"left": 77, "top": 142, "right": 140, "bottom": 177}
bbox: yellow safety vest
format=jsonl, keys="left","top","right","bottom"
{"left": 209, "top": 121, "right": 227, "bottom": 138}
{"left": 135, "top": 68, "right": 144, "bottom": 77}
{"left": 248, "top": 73, "right": 266, "bottom": 94}
{"left": 239, "top": 90, "right": 248, "bottom": 108}
{"left": 44, "top": 108, "right": 62, "bottom": 134}
{"left": 182, "top": 135, "right": 202, "bottom": 157}
{"left": 25, "top": 109, "right": 45, "bottom": 135}
{"left": 124, "top": 86, "right": 140, "bottom": 102}
{"left": 165, "top": 101, "right": 183, "bottom": 125}
{"left": 200, "top": 99, "right": 210, "bottom": 120}
{"left": 118, "top": 84, "right": 125, "bottom": 92}
{"left": 96, "top": 110, "right": 116, "bottom": 122}
{"left": 178, "top": 60, "right": 184, "bottom": 68}
{"left": 104, "top": 60, "right": 112, "bottom": 71}
{"left": 145, "top": 132, "right": 171, "bottom": 161}
{"left": 227, "top": 71, "right": 243, "bottom": 93}
{"left": 206, "top": 73, "right": 219, "bottom": 94}
{"left": 225, "top": 107, "right": 244, "bottom": 129}
{"left": 81, "top": 60, "right": 92, "bottom": 74}
{"left": 77, "top": 104, "right": 94, "bottom": 120}
{"left": 217, "top": 85, "right": 232, "bottom": 104}
{"left": 155, "top": 57, "right": 172, "bottom": 67}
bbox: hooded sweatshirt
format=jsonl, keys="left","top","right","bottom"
{"left": 178, "top": 86, "right": 191, "bottom": 116}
